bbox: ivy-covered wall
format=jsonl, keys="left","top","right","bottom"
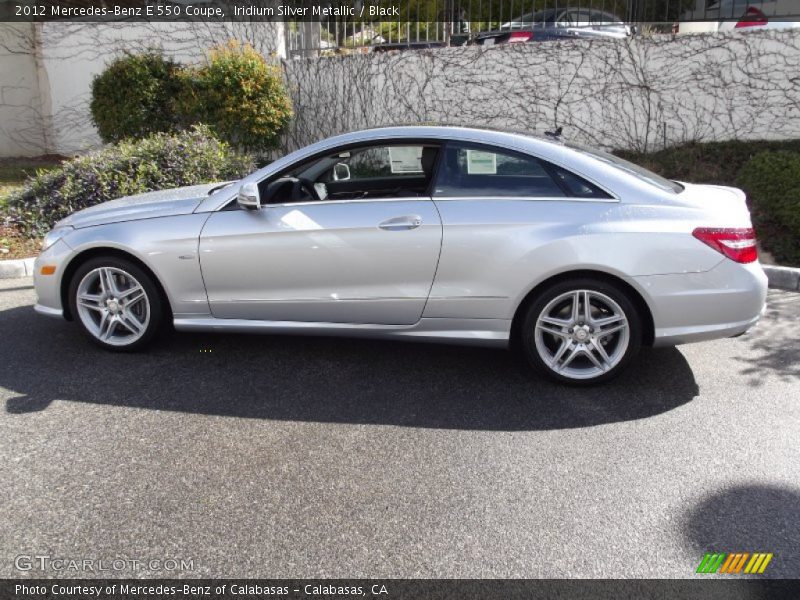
{"left": 283, "top": 30, "right": 800, "bottom": 153}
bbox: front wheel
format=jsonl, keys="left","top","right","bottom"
{"left": 68, "top": 257, "right": 163, "bottom": 352}
{"left": 520, "top": 278, "right": 642, "bottom": 385}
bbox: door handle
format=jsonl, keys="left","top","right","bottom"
{"left": 378, "top": 215, "right": 422, "bottom": 231}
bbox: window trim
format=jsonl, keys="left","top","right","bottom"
{"left": 433, "top": 141, "right": 618, "bottom": 202}
{"left": 217, "top": 137, "right": 619, "bottom": 211}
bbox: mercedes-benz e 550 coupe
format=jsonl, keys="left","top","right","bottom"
{"left": 34, "top": 126, "right": 767, "bottom": 384}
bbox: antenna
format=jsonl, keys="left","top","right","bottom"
{"left": 545, "top": 126, "right": 563, "bottom": 139}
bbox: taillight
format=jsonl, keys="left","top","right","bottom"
{"left": 692, "top": 227, "right": 758, "bottom": 263}
{"left": 508, "top": 31, "right": 533, "bottom": 43}
{"left": 735, "top": 6, "right": 768, "bottom": 28}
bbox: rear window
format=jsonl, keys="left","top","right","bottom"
{"left": 433, "top": 142, "right": 611, "bottom": 199}
{"left": 567, "top": 143, "right": 684, "bottom": 194}
{"left": 433, "top": 144, "right": 565, "bottom": 198}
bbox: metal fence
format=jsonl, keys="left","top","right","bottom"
{"left": 285, "top": 0, "right": 800, "bottom": 56}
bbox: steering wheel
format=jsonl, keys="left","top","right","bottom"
{"left": 291, "top": 177, "right": 319, "bottom": 202}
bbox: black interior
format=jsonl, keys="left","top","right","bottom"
{"left": 258, "top": 145, "right": 440, "bottom": 204}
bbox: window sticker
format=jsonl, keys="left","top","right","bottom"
{"left": 466, "top": 150, "right": 497, "bottom": 174}
{"left": 389, "top": 147, "right": 423, "bottom": 174}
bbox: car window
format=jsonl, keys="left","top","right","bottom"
{"left": 324, "top": 145, "right": 427, "bottom": 181}
{"left": 566, "top": 142, "right": 684, "bottom": 194}
{"left": 567, "top": 10, "right": 593, "bottom": 26}
{"left": 262, "top": 143, "right": 440, "bottom": 204}
{"left": 433, "top": 143, "right": 565, "bottom": 198}
{"left": 549, "top": 165, "right": 613, "bottom": 198}
{"left": 591, "top": 10, "right": 621, "bottom": 24}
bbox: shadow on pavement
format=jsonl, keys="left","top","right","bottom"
{"left": 736, "top": 292, "right": 800, "bottom": 385}
{"left": 683, "top": 483, "right": 800, "bottom": 578}
{"left": 1, "top": 304, "right": 698, "bottom": 430}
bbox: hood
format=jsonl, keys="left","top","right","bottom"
{"left": 56, "top": 182, "right": 230, "bottom": 230}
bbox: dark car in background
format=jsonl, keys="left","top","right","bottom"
{"left": 474, "top": 7, "right": 633, "bottom": 45}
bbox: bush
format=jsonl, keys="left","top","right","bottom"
{"left": 178, "top": 41, "right": 292, "bottom": 153}
{"left": 737, "top": 151, "right": 800, "bottom": 267}
{"left": 90, "top": 52, "right": 183, "bottom": 143}
{"left": 616, "top": 139, "right": 800, "bottom": 186}
{"left": 5, "top": 125, "right": 255, "bottom": 237}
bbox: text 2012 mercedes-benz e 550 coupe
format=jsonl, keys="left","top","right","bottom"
{"left": 34, "top": 126, "right": 768, "bottom": 384}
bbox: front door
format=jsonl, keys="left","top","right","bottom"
{"left": 199, "top": 143, "right": 443, "bottom": 325}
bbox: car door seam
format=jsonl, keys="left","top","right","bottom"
{"left": 420, "top": 197, "right": 446, "bottom": 319}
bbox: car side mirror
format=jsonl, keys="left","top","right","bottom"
{"left": 237, "top": 182, "right": 260, "bottom": 210}
{"left": 333, "top": 163, "right": 351, "bottom": 181}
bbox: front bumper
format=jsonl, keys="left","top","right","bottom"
{"left": 634, "top": 259, "right": 768, "bottom": 347}
{"left": 32, "top": 238, "right": 74, "bottom": 319}
{"left": 34, "top": 304, "right": 64, "bottom": 318}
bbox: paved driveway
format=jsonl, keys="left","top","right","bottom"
{"left": 1, "top": 277, "right": 798, "bottom": 578}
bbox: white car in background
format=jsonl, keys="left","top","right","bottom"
{"left": 678, "top": 0, "right": 800, "bottom": 33}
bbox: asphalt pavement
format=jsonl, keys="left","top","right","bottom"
{"left": 1, "top": 277, "right": 798, "bottom": 578}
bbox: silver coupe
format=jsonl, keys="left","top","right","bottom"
{"left": 34, "top": 126, "right": 767, "bottom": 384}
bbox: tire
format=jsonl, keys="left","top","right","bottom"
{"left": 520, "top": 277, "right": 642, "bottom": 385}
{"left": 68, "top": 256, "right": 163, "bottom": 352}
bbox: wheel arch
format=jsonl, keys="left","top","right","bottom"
{"left": 60, "top": 247, "right": 172, "bottom": 322}
{"left": 510, "top": 269, "right": 655, "bottom": 347}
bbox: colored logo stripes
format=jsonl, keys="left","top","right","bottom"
{"left": 696, "top": 552, "right": 773, "bottom": 574}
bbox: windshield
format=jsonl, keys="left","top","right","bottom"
{"left": 567, "top": 143, "right": 684, "bottom": 194}
{"left": 500, "top": 9, "right": 557, "bottom": 28}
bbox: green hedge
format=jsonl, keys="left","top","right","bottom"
{"left": 616, "top": 139, "right": 800, "bottom": 187}
{"left": 737, "top": 151, "right": 800, "bottom": 267}
{"left": 5, "top": 125, "right": 254, "bottom": 237}
{"left": 90, "top": 52, "right": 183, "bottom": 144}
{"left": 90, "top": 43, "right": 292, "bottom": 154}
{"left": 178, "top": 41, "right": 293, "bottom": 154}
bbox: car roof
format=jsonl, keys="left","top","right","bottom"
{"left": 301, "top": 125, "right": 566, "bottom": 156}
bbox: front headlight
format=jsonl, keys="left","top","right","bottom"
{"left": 41, "top": 226, "right": 73, "bottom": 251}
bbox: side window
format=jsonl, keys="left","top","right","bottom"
{"left": 433, "top": 143, "right": 565, "bottom": 198}
{"left": 324, "top": 145, "right": 427, "bottom": 182}
{"left": 261, "top": 143, "right": 440, "bottom": 204}
{"left": 549, "top": 165, "right": 612, "bottom": 199}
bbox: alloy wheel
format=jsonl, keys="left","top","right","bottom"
{"left": 534, "top": 289, "right": 630, "bottom": 380}
{"left": 75, "top": 267, "right": 151, "bottom": 347}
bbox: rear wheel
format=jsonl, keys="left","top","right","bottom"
{"left": 520, "top": 278, "right": 642, "bottom": 385}
{"left": 68, "top": 257, "right": 163, "bottom": 352}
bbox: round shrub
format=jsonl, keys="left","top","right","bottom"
{"left": 90, "top": 52, "right": 183, "bottom": 143}
{"left": 5, "top": 125, "right": 255, "bottom": 237}
{"left": 737, "top": 150, "right": 800, "bottom": 267}
{"left": 179, "top": 41, "right": 292, "bottom": 154}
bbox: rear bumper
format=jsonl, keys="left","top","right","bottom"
{"left": 633, "top": 259, "right": 768, "bottom": 347}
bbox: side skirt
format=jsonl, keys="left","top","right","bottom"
{"left": 172, "top": 316, "right": 511, "bottom": 348}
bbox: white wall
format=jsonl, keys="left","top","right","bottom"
{"left": 2, "top": 26, "right": 799, "bottom": 157}
{"left": 0, "top": 23, "right": 47, "bottom": 156}
{"left": 0, "top": 21, "right": 285, "bottom": 157}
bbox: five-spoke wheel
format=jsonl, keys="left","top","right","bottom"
{"left": 69, "top": 257, "right": 162, "bottom": 351}
{"left": 521, "top": 278, "right": 642, "bottom": 384}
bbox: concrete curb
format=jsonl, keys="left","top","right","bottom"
{"left": 763, "top": 265, "right": 800, "bottom": 292}
{"left": 1, "top": 257, "right": 799, "bottom": 291}
{"left": 0, "top": 256, "right": 35, "bottom": 279}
